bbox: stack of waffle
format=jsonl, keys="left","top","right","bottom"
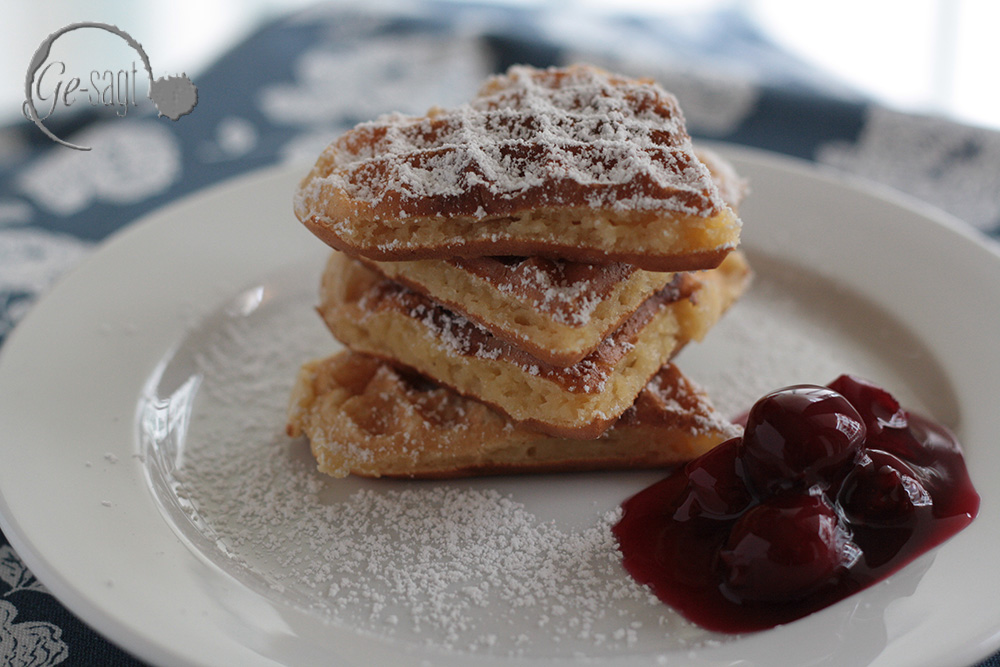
{"left": 286, "top": 65, "right": 751, "bottom": 478}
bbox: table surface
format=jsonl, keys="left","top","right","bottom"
{"left": 0, "top": 2, "right": 998, "bottom": 665}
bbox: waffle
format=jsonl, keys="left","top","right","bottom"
{"left": 359, "top": 256, "right": 673, "bottom": 366}
{"left": 355, "top": 147, "right": 747, "bottom": 366}
{"left": 294, "top": 64, "right": 742, "bottom": 272}
{"left": 286, "top": 351, "right": 741, "bottom": 479}
{"left": 316, "top": 251, "right": 750, "bottom": 439}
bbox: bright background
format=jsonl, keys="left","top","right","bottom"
{"left": 2, "top": 0, "right": 999, "bottom": 131}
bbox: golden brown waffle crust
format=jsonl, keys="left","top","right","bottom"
{"left": 317, "top": 253, "right": 685, "bottom": 439}
{"left": 299, "top": 209, "right": 738, "bottom": 272}
{"left": 360, "top": 256, "right": 674, "bottom": 366}
{"left": 286, "top": 352, "right": 741, "bottom": 479}
{"left": 294, "top": 64, "right": 741, "bottom": 272}
{"left": 315, "top": 251, "right": 750, "bottom": 439}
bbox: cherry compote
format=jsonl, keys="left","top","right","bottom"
{"left": 613, "top": 375, "right": 979, "bottom": 633}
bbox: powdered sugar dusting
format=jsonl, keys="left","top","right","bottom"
{"left": 521, "top": 266, "right": 602, "bottom": 326}
{"left": 138, "top": 253, "right": 953, "bottom": 659}
{"left": 143, "top": 264, "right": 718, "bottom": 658}
{"left": 308, "top": 64, "right": 725, "bottom": 218}
{"left": 648, "top": 370, "right": 742, "bottom": 440}
{"left": 674, "top": 254, "right": 953, "bottom": 423}
{"left": 449, "top": 255, "right": 638, "bottom": 328}
{"left": 496, "top": 258, "right": 613, "bottom": 326}
{"left": 360, "top": 277, "right": 644, "bottom": 392}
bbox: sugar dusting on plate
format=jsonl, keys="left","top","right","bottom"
{"left": 153, "top": 272, "right": 710, "bottom": 657}
{"left": 146, "top": 253, "right": 945, "bottom": 659}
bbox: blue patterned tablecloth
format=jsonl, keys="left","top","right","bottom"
{"left": 0, "top": 3, "right": 998, "bottom": 665}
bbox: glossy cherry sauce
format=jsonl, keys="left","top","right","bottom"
{"left": 613, "top": 375, "right": 980, "bottom": 633}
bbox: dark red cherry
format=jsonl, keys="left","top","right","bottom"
{"left": 839, "top": 449, "right": 931, "bottom": 526}
{"left": 719, "top": 494, "right": 858, "bottom": 603}
{"left": 741, "top": 385, "right": 866, "bottom": 495}
{"left": 828, "top": 374, "right": 907, "bottom": 436}
{"left": 672, "top": 438, "right": 753, "bottom": 522}
{"left": 614, "top": 375, "right": 979, "bottom": 634}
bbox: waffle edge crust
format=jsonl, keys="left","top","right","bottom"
{"left": 286, "top": 352, "right": 742, "bottom": 479}
{"left": 294, "top": 64, "right": 742, "bottom": 272}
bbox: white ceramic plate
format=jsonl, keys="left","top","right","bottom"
{"left": 1, "top": 147, "right": 999, "bottom": 667}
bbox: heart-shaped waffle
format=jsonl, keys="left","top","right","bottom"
{"left": 295, "top": 64, "right": 742, "bottom": 271}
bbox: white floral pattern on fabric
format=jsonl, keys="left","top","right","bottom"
{"left": 215, "top": 116, "right": 258, "bottom": 157}
{"left": 259, "top": 34, "right": 491, "bottom": 127}
{"left": 1, "top": 547, "right": 68, "bottom": 667}
{"left": 16, "top": 122, "right": 182, "bottom": 217}
{"left": 0, "top": 228, "right": 93, "bottom": 341}
{"left": 0, "top": 547, "right": 48, "bottom": 598}
{"left": 200, "top": 116, "right": 260, "bottom": 162}
{"left": 0, "top": 229, "right": 93, "bottom": 295}
{"left": 0, "top": 601, "right": 68, "bottom": 667}
{"left": 818, "top": 106, "right": 1000, "bottom": 233}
